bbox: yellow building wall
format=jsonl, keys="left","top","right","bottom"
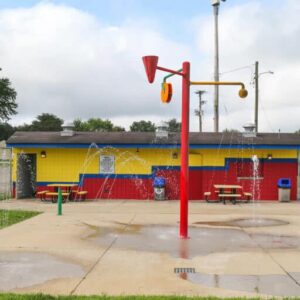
{"left": 12, "top": 147, "right": 298, "bottom": 182}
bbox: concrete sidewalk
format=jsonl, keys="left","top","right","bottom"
{"left": 1, "top": 199, "right": 300, "bottom": 297}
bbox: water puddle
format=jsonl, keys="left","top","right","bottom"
{"left": 194, "top": 218, "right": 289, "bottom": 228}
{"left": 0, "top": 252, "right": 84, "bottom": 291}
{"left": 85, "top": 223, "right": 300, "bottom": 258}
{"left": 182, "top": 272, "right": 300, "bottom": 297}
{"left": 82, "top": 222, "right": 300, "bottom": 296}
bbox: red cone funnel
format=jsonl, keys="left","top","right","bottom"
{"left": 142, "top": 55, "right": 158, "bottom": 83}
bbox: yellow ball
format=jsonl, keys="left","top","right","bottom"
{"left": 239, "top": 88, "right": 248, "bottom": 98}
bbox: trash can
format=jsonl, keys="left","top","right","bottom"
{"left": 153, "top": 177, "right": 166, "bottom": 200}
{"left": 277, "top": 178, "right": 291, "bottom": 202}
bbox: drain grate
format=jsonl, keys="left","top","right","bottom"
{"left": 174, "top": 267, "right": 195, "bottom": 274}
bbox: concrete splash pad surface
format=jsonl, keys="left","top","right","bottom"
{"left": 86, "top": 223, "right": 300, "bottom": 257}
{"left": 186, "top": 272, "right": 300, "bottom": 297}
{"left": 0, "top": 252, "right": 84, "bottom": 291}
{"left": 85, "top": 222, "right": 300, "bottom": 296}
{"left": 194, "top": 217, "right": 289, "bottom": 228}
{"left": 1, "top": 199, "right": 300, "bottom": 297}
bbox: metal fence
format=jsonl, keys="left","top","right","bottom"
{"left": 0, "top": 147, "right": 12, "bottom": 199}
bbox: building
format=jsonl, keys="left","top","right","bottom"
{"left": 6, "top": 130, "right": 300, "bottom": 201}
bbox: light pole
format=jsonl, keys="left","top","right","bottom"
{"left": 212, "top": 0, "right": 226, "bottom": 132}
{"left": 142, "top": 55, "right": 247, "bottom": 239}
{"left": 254, "top": 61, "right": 274, "bottom": 132}
{"left": 195, "top": 90, "right": 206, "bottom": 132}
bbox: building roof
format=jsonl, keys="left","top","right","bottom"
{"left": 6, "top": 131, "right": 300, "bottom": 149}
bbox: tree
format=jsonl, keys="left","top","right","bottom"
{"left": 163, "top": 118, "right": 181, "bottom": 132}
{"left": 86, "top": 118, "right": 114, "bottom": 131}
{"left": 130, "top": 120, "right": 156, "bottom": 132}
{"left": 0, "top": 122, "right": 14, "bottom": 140}
{"left": 74, "top": 118, "right": 125, "bottom": 132}
{"left": 112, "top": 125, "right": 125, "bottom": 132}
{"left": 29, "top": 113, "right": 63, "bottom": 131}
{"left": 15, "top": 123, "right": 32, "bottom": 131}
{"left": 0, "top": 78, "right": 17, "bottom": 121}
{"left": 73, "top": 118, "right": 90, "bottom": 131}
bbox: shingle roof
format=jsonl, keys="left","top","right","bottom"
{"left": 6, "top": 131, "right": 300, "bottom": 146}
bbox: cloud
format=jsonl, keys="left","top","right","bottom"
{"left": 0, "top": 3, "right": 190, "bottom": 128}
{"left": 193, "top": 0, "right": 300, "bottom": 132}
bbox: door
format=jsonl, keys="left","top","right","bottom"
{"left": 16, "top": 153, "right": 36, "bottom": 199}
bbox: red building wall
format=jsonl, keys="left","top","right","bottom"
{"left": 79, "top": 159, "right": 298, "bottom": 201}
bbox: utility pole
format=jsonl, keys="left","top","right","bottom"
{"left": 254, "top": 61, "right": 259, "bottom": 133}
{"left": 211, "top": 0, "right": 225, "bottom": 132}
{"left": 213, "top": 1, "right": 219, "bottom": 132}
{"left": 254, "top": 61, "right": 274, "bottom": 133}
{"left": 195, "top": 90, "right": 206, "bottom": 132}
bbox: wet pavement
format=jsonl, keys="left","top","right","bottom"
{"left": 184, "top": 272, "right": 300, "bottom": 297}
{"left": 86, "top": 223, "right": 300, "bottom": 257}
{"left": 0, "top": 252, "right": 84, "bottom": 290}
{"left": 1, "top": 199, "right": 300, "bottom": 297}
{"left": 82, "top": 221, "right": 300, "bottom": 296}
{"left": 194, "top": 217, "right": 289, "bottom": 228}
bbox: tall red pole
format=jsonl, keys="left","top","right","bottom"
{"left": 180, "top": 61, "right": 190, "bottom": 239}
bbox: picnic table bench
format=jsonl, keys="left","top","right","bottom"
{"left": 204, "top": 185, "right": 252, "bottom": 204}
{"left": 45, "top": 192, "right": 70, "bottom": 203}
{"left": 218, "top": 193, "right": 242, "bottom": 204}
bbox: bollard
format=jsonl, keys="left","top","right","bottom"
{"left": 57, "top": 187, "right": 62, "bottom": 216}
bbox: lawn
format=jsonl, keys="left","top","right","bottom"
{"left": 0, "top": 193, "right": 10, "bottom": 201}
{"left": 0, "top": 209, "right": 40, "bottom": 229}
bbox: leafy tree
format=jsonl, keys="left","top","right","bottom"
{"left": 31, "top": 113, "right": 63, "bottom": 131}
{"left": 73, "top": 118, "right": 90, "bottom": 131}
{"left": 74, "top": 118, "right": 125, "bottom": 132}
{"left": 163, "top": 118, "right": 181, "bottom": 132}
{"left": 86, "top": 118, "right": 114, "bottom": 131}
{"left": 295, "top": 129, "right": 300, "bottom": 134}
{"left": 0, "top": 122, "right": 14, "bottom": 140}
{"left": 17, "top": 113, "right": 63, "bottom": 131}
{"left": 0, "top": 78, "right": 17, "bottom": 121}
{"left": 112, "top": 125, "right": 125, "bottom": 132}
{"left": 130, "top": 120, "right": 156, "bottom": 132}
{"left": 15, "top": 123, "right": 32, "bottom": 131}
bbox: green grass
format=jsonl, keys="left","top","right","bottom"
{"left": 0, "top": 295, "right": 288, "bottom": 300}
{"left": 0, "top": 209, "right": 40, "bottom": 229}
{"left": 0, "top": 193, "right": 10, "bottom": 201}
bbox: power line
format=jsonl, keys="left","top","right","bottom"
{"left": 219, "top": 64, "right": 254, "bottom": 76}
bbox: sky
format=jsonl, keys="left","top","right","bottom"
{"left": 0, "top": 0, "right": 299, "bottom": 132}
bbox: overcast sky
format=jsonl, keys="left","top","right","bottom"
{"left": 0, "top": 0, "right": 299, "bottom": 132}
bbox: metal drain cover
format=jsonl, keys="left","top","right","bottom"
{"left": 174, "top": 267, "right": 195, "bottom": 274}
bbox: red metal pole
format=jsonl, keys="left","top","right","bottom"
{"left": 180, "top": 61, "right": 190, "bottom": 239}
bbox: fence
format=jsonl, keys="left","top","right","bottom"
{"left": 0, "top": 147, "right": 12, "bottom": 199}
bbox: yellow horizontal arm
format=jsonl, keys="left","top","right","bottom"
{"left": 190, "top": 81, "right": 245, "bottom": 89}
